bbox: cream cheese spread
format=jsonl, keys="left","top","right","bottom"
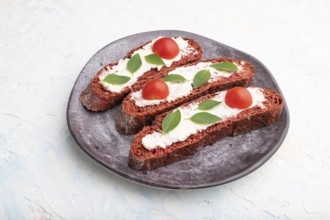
{"left": 98, "top": 37, "right": 192, "bottom": 93}
{"left": 131, "top": 61, "right": 244, "bottom": 107}
{"left": 142, "top": 87, "right": 265, "bottom": 150}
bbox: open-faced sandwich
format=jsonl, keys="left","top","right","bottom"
{"left": 128, "top": 87, "right": 283, "bottom": 170}
{"left": 80, "top": 37, "right": 202, "bottom": 111}
{"left": 116, "top": 58, "right": 254, "bottom": 135}
{"left": 78, "top": 35, "right": 284, "bottom": 172}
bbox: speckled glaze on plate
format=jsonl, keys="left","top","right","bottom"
{"left": 67, "top": 30, "right": 289, "bottom": 189}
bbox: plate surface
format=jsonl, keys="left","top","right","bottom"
{"left": 67, "top": 30, "right": 289, "bottom": 189}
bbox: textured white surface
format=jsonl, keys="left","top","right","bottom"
{"left": 1, "top": 0, "right": 330, "bottom": 219}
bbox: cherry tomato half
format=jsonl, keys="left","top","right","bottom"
{"left": 225, "top": 87, "right": 253, "bottom": 109}
{"left": 152, "top": 37, "right": 180, "bottom": 59}
{"left": 142, "top": 79, "right": 169, "bottom": 100}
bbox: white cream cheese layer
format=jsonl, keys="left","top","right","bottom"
{"left": 131, "top": 81, "right": 193, "bottom": 106}
{"left": 142, "top": 87, "right": 266, "bottom": 150}
{"left": 98, "top": 37, "right": 192, "bottom": 93}
{"left": 131, "top": 61, "right": 244, "bottom": 107}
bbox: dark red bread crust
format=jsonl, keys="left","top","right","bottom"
{"left": 80, "top": 38, "right": 202, "bottom": 111}
{"left": 128, "top": 88, "right": 283, "bottom": 171}
{"left": 116, "top": 58, "right": 254, "bottom": 135}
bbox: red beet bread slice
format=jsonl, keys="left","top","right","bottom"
{"left": 116, "top": 58, "right": 254, "bottom": 135}
{"left": 128, "top": 87, "right": 283, "bottom": 171}
{"left": 80, "top": 37, "right": 202, "bottom": 111}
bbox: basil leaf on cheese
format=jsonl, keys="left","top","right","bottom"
{"left": 197, "top": 100, "right": 221, "bottom": 110}
{"left": 103, "top": 74, "right": 131, "bottom": 85}
{"left": 189, "top": 112, "right": 221, "bottom": 124}
{"left": 162, "top": 110, "right": 181, "bottom": 133}
{"left": 210, "top": 62, "right": 238, "bottom": 72}
{"left": 127, "top": 53, "right": 142, "bottom": 74}
{"left": 192, "top": 70, "right": 211, "bottom": 89}
{"left": 145, "top": 54, "right": 165, "bottom": 65}
{"left": 162, "top": 74, "right": 186, "bottom": 83}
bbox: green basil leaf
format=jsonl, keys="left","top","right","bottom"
{"left": 210, "top": 62, "right": 238, "bottom": 72}
{"left": 145, "top": 54, "right": 165, "bottom": 65}
{"left": 162, "top": 74, "right": 186, "bottom": 83}
{"left": 197, "top": 100, "right": 221, "bottom": 110}
{"left": 162, "top": 110, "right": 181, "bottom": 133}
{"left": 189, "top": 112, "right": 221, "bottom": 124}
{"left": 103, "top": 74, "right": 131, "bottom": 85}
{"left": 192, "top": 70, "right": 211, "bottom": 89}
{"left": 127, "top": 53, "right": 142, "bottom": 74}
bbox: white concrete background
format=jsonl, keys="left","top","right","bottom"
{"left": 1, "top": 0, "right": 330, "bottom": 219}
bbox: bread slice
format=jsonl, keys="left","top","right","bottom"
{"left": 116, "top": 58, "right": 254, "bottom": 135}
{"left": 128, "top": 87, "right": 283, "bottom": 171}
{"left": 80, "top": 37, "right": 202, "bottom": 111}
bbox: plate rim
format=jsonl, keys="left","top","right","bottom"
{"left": 66, "top": 30, "right": 290, "bottom": 190}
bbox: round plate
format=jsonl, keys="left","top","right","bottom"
{"left": 67, "top": 30, "right": 289, "bottom": 189}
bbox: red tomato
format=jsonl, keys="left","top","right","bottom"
{"left": 142, "top": 79, "right": 169, "bottom": 100}
{"left": 152, "top": 37, "right": 180, "bottom": 59}
{"left": 225, "top": 87, "right": 253, "bottom": 109}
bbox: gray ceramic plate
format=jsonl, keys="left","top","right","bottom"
{"left": 67, "top": 30, "right": 289, "bottom": 189}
